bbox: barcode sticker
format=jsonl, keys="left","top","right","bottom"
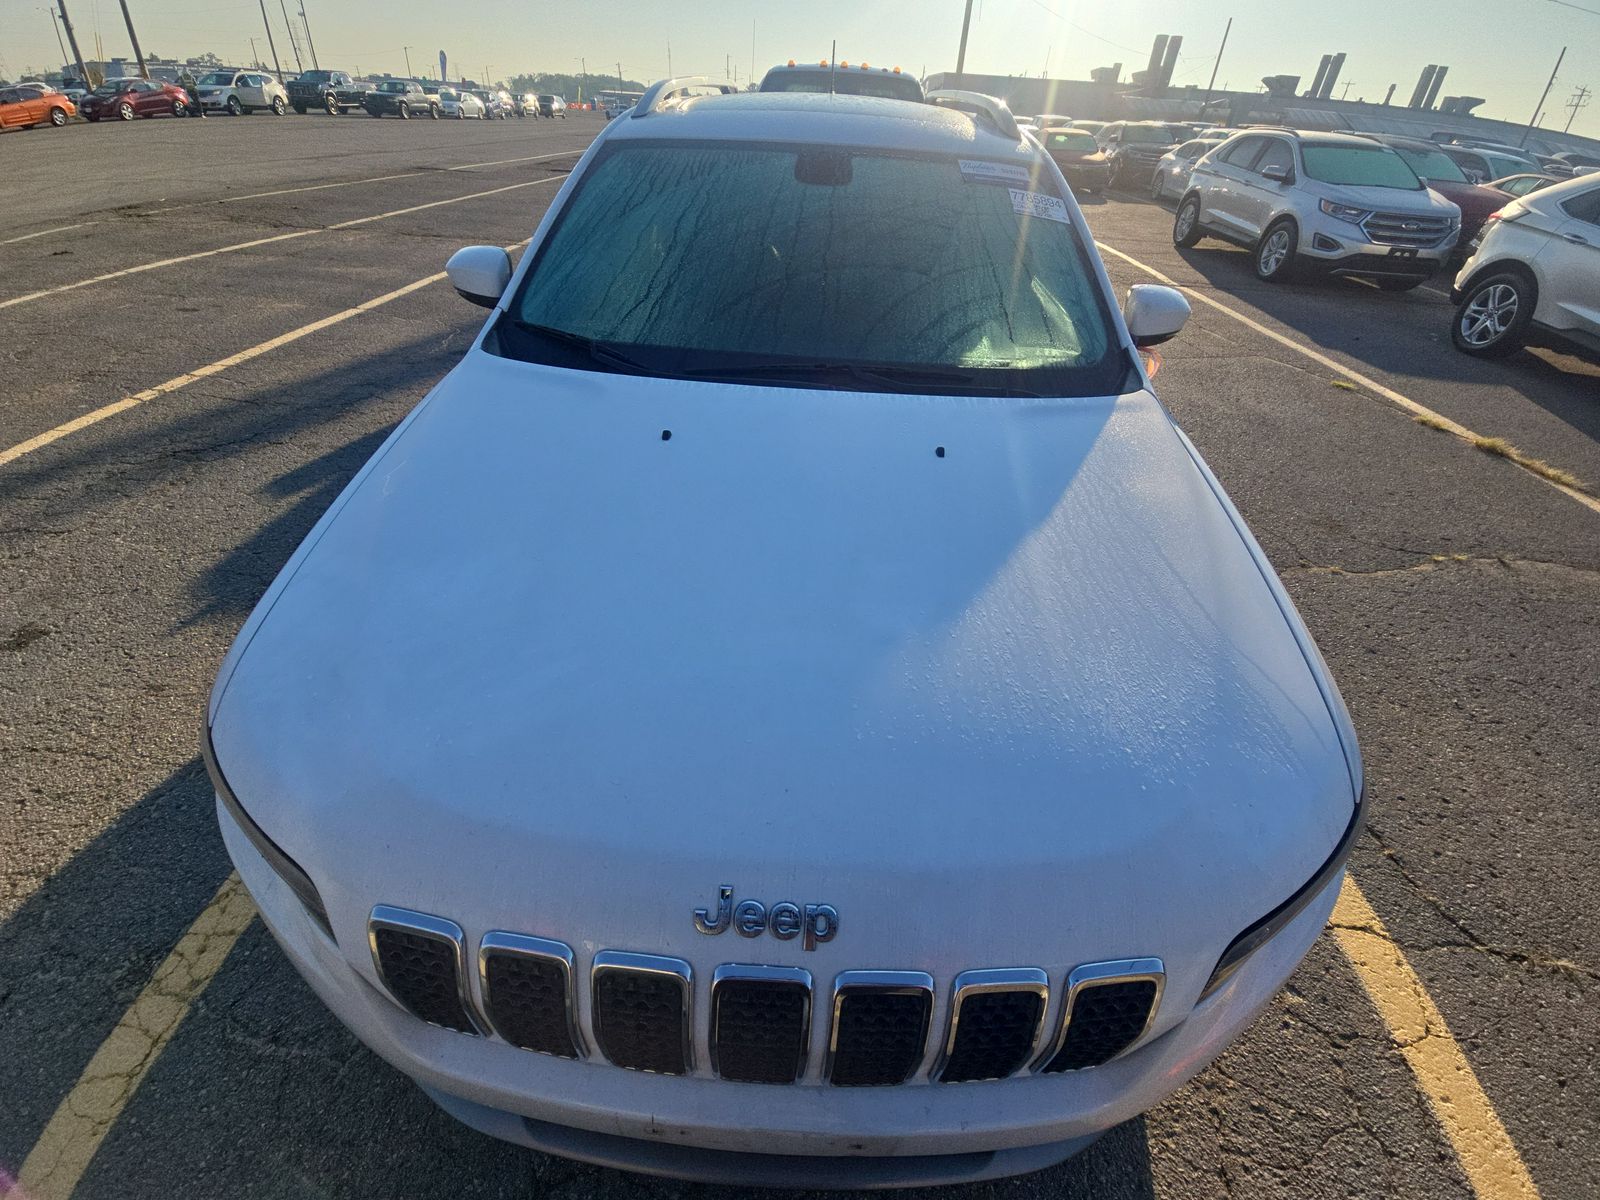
{"left": 1009, "top": 188, "right": 1071, "bottom": 225}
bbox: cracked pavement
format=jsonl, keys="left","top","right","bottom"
{"left": 1, "top": 118, "right": 1596, "bottom": 1199}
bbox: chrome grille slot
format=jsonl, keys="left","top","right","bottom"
{"left": 591, "top": 952, "right": 693, "bottom": 1075}
{"left": 710, "top": 965, "right": 811, "bottom": 1084}
{"left": 827, "top": 971, "right": 933, "bottom": 1086}
{"left": 1363, "top": 211, "right": 1453, "bottom": 247}
{"left": 935, "top": 969, "right": 1048, "bottom": 1083}
{"left": 479, "top": 933, "right": 583, "bottom": 1059}
{"left": 1037, "top": 959, "right": 1164, "bottom": 1073}
{"left": 368, "top": 906, "right": 480, "bottom": 1034}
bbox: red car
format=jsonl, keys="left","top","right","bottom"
{"left": 1352, "top": 133, "right": 1511, "bottom": 255}
{"left": 80, "top": 77, "right": 191, "bottom": 122}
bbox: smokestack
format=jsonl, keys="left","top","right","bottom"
{"left": 1308, "top": 54, "right": 1332, "bottom": 98}
{"left": 1145, "top": 34, "right": 1168, "bottom": 90}
{"left": 1409, "top": 64, "right": 1437, "bottom": 108}
{"left": 1421, "top": 64, "right": 1448, "bottom": 110}
{"left": 1158, "top": 34, "right": 1183, "bottom": 89}
{"left": 1318, "top": 52, "right": 1346, "bottom": 99}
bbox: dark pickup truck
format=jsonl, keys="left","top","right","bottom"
{"left": 287, "top": 70, "right": 369, "bottom": 114}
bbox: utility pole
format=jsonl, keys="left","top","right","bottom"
{"left": 667, "top": 40, "right": 671, "bottom": 78}
{"left": 1521, "top": 46, "right": 1565, "bottom": 147}
{"left": 751, "top": 17, "right": 755, "bottom": 86}
{"left": 279, "top": 0, "right": 303, "bottom": 73}
{"left": 117, "top": 0, "right": 149, "bottom": 78}
{"left": 51, "top": 8, "right": 70, "bottom": 68}
{"left": 1565, "top": 84, "right": 1592, "bottom": 133}
{"left": 617, "top": 61, "right": 623, "bottom": 90}
{"left": 299, "top": 2, "right": 319, "bottom": 71}
{"left": 403, "top": 46, "right": 412, "bottom": 77}
{"left": 57, "top": 1, "right": 91, "bottom": 89}
{"left": 955, "top": 0, "right": 974, "bottom": 87}
{"left": 1340, "top": 79, "right": 1354, "bottom": 100}
{"left": 250, "top": 36, "right": 260, "bottom": 70}
{"left": 1201, "top": 16, "right": 1232, "bottom": 112}
{"left": 258, "top": 0, "right": 284, "bottom": 82}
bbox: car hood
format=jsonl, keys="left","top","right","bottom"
{"left": 1313, "top": 182, "right": 1459, "bottom": 216}
{"left": 1422, "top": 179, "right": 1506, "bottom": 220}
{"left": 211, "top": 353, "right": 1354, "bottom": 998}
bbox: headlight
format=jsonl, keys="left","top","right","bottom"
{"left": 1198, "top": 789, "right": 1365, "bottom": 1002}
{"left": 1318, "top": 199, "right": 1370, "bottom": 224}
{"left": 202, "top": 720, "right": 334, "bottom": 939}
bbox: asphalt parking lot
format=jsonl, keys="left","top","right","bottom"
{"left": 1, "top": 113, "right": 1596, "bottom": 1200}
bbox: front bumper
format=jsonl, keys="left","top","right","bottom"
{"left": 1298, "top": 213, "right": 1456, "bottom": 277}
{"left": 219, "top": 794, "right": 1345, "bottom": 1177}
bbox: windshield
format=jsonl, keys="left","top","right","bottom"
{"left": 499, "top": 143, "right": 1125, "bottom": 396}
{"left": 1046, "top": 131, "right": 1098, "bottom": 153}
{"left": 1121, "top": 126, "right": 1173, "bottom": 145}
{"left": 1301, "top": 145, "right": 1422, "bottom": 189}
{"left": 438, "top": 88, "right": 458, "bottom": 100}
{"left": 300, "top": 71, "right": 331, "bottom": 83}
{"left": 760, "top": 70, "right": 923, "bottom": 101}
{"left": 199, "top": 72, "right": 234, "bottom": 86}
{"left": 1391, "top": 146, "right": 1468, "bottom": 183}
{"left": 378, "top": 81, "right": 407, "bottom": 93}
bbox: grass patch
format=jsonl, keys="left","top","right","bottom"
{"left": 1413, "top": 411, "right": 1453, "bottom": 432}
{"left": 1471, "top": 435, "right": 1588, "bottom": 492}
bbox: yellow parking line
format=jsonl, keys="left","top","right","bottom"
{"left": 1095, "top": 241, "right": 1600, "bottom": 518}
{"left": 1332, "top": 879, "right": 1541, "bottom": 1200}
{"left": 0, "top": 176, "right": 561, "bottom": 311}
{"left": 16, "top": 874, "right": 256, "bottom": 1200}
{"left": 0, "top": 272, "right": 445, "bottom": 469}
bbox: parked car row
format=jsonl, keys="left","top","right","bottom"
{"left": 2, "top": 72, "right": 577, "bottom": 130}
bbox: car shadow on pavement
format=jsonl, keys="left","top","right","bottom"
{"left": 1169, "top": 246, "right": 1600, "bottom": 446}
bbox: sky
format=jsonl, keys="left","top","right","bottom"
{"left": 1, "top": 0, "right": 1595, "bottom": 137}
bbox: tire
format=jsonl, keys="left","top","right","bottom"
{"left": 326, "top": 95, "right": 339, "bottom": 115}
{"left": 226, "top": 96, "right": 242, "bottom": 116}
{"left": 1149, "top": 172, "right": 1165, "bottom": 201}
{"left": 118, "top": 101, "right": 136, "bottom": 121}
{"left": 1377, "top": 278, "right": 1424, "bottom": 293}
{"left": 271, "top": 97, "right": 286, "bottom": 116}
{"left": 397, "top": 102, "right": 410, "bottom": 120}
{"left": 430, "top": 105, "right": 440, "bottom": 119}
{"left": 1173, "top": 195, "right": 1204, "bottom": 248}
{"left": 479, "top": 109, "right": 487, "bottom": 120}
{"left": 172, "top": 99, "right": 186, "bottom": 117}
{"left": 1254, "top": 219, "right": 1299, "bottom": 283}
{"left": 1452, "top": 271, "right": 1535, "bottom": 358}
{"left": 457, "top": 108, "right": 465, "bottom": 119}
{"left": 50, "top": 105, "right": 69, "bottom": 126}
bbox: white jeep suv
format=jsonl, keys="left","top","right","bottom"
{"left": 1450, "top": 172, "right": 1600, "bottom": 358}
{"left": 1175, "top": 129, "right": 1460, "bottom": 290}
{"left": 205, "top": 78, "right": 1362, "bottom": 1188}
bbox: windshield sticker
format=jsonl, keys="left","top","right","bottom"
{"left": 1009, "top": 188, "right": 1071, "bottom": 225}
{"left": 959, "top": 159, "right": 1033, "bottom": 185}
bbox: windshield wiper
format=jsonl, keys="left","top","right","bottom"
{"left": 682, "top": 361, "right": 1045, "bottom": 397}
{"left": 510, "top": 321, "right": 660, "bottom": 375}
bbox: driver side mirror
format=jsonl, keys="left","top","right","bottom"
{"left": 1124, "top": 284, "right": 1190, "bottom": 348}
{"left": 1261, "top": 163, "right": 1294, "bottom": 184}
{"left": 446, "top": 246, "right": 513, "bottom": 309}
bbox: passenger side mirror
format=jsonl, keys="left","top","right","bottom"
{"left": 1124, "top": 284, "right": 1190, "bottom": 349}
{"left": 446, "top": 245, "right": 513, "bottom": 309}
{"left": 1261, "top": 164, "right": 1293, "bottom": 184}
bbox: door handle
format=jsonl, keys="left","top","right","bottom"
{"left": 1563, "top": 232, "right": 1591, "bottom": 245}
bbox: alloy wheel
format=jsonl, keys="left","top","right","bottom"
{"left": 1259, "top": 229, "right": 1292, "bottom": 276}
{"left": 1459, "top": 283, "right": 1519, "bottom": 347}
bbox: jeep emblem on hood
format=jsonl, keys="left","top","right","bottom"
{"left": 694, "top": 885, "right": 839, "bottom": 950}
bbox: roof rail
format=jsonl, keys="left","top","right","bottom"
{"left": 633, "top": 75, "right": 739, "bottom": 118}
{"left": 925, "top": 89, "right": 1019, "bottom": 139}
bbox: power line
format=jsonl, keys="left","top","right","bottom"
{"left": 1022, "top": 0, "right": 1151, "bottom": 57}
{"left": 1543, "top": 0, "right": 1600, "bottom": 14}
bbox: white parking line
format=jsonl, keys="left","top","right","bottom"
{"left": 1096, "top": 241, "right": 1600, "bottom": 518}
{"left": 149, "top": 149, "right": 579, "bottom": 212}
{"left": 0, "top": 176, "right": 563, "bottom": 312}
{"left": 0, "top": 222, "right": 97, "bottom": 246}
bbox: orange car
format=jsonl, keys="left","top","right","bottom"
{"left": 0, "top": 83, "right": 77, "bottom": 129}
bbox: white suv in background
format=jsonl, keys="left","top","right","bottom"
{"left": 1451, "top": 173, "right": 1600, "bottom": 359}
{"left": 1174, "top": 130, "right": 1461, "bottom": 290}
{"left": 198, "top": 69, "right": 289, "bottom": 116}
